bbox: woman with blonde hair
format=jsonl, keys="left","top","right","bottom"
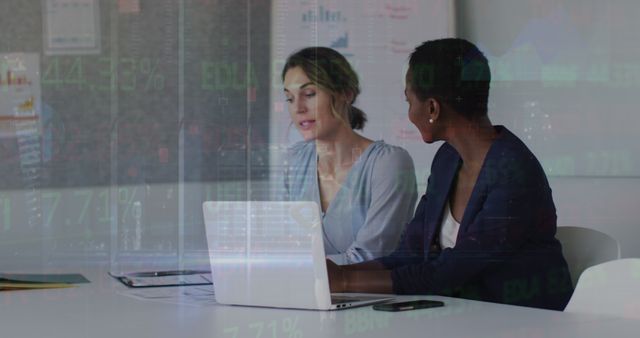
{"left": 282, "top": 47, "right": 417, "bottom": 265}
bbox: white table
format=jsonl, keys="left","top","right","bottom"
{"left": 1, "top": 266, "right": 637, "bottom": 338}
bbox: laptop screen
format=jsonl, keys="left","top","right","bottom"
{"left": 203, "top": 201, "right": 332, "bottom": 309}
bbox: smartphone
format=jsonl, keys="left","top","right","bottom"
{"left": 372, "top": 300, "right": 444, "bottom": 312}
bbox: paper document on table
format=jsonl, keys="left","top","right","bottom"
{"left": 112, "top": 272, "right": 212, "bottom": 288}
{"left": 118, "top": 285, "right": 217, "bottom": 307}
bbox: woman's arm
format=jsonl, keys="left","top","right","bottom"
{"left": 329, "top": 182, "right": 545, "bottom": 295}
{"left": 327, "top": 260, "right": 393, "bottom": 293}
{"left": 390, "top": 172, "right": 555, "bottom": 296}
{"left": 329, "top": 164, "right": 556, "bottom": 298}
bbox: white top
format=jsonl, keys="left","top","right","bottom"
{"left": 284, "top": 140, "right": 417, "bottom": 264}
{"left": 439, "top": 201, "right": 460, "bottom": 249}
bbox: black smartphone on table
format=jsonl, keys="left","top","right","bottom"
{"left": 372, "top": 300, "right": 444, "bottom": 312}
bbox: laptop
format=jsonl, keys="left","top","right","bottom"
{"left": 202, "top": 201, "right": 391, "bottom": 310}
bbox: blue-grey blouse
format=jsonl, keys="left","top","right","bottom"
{"left": 284, "top": 140, "right": 417, "bottom": 264}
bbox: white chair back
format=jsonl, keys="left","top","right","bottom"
{"left": 556, "top": 226, "right": 620, "bottom": 287}
{"left": 564, "top": 258, "right": 640, "bottom": 319}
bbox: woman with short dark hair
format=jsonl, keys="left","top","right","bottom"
{"left": 327, "top": 39, "right": 574, "bottom": 310}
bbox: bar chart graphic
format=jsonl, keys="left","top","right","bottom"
{"left": 330, "top": 33, "right": 348, "bottom": 49}
{"left": 301, "top": 6, "right": 346, "bottom": 23}
{"left": 0, "top": 70, "right": 32, "bottom": 86}
{"left": 1, "top": 54, "right": 42, "bottom": 136}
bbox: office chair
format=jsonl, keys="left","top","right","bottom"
{"left": 556, "top": 226, "right": 621, "bottom": 287}
{"left": 564, "top": 258, "right": 640, "bottom": 319}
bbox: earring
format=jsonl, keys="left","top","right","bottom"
{"left": 428, "top": 118, "right": 434, "bottom": 124}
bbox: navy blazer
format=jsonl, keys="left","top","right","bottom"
{"left": 378, "top": 126, "right": 574, "bottom": 310}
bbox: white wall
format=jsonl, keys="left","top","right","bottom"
{"left": 457, "top": 0, "right": 640, "bottom": 257}
{"left": 550, "top": 177, "right": 640, "bottom": 258}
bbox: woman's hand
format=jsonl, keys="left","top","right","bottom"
{"left": 326, "top": 259, "right": 347, "bottom": 293}
{"left": 327, "top": 259, "right": 394, "bottom": 294}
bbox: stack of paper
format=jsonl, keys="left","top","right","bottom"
{"left": 0, "top": 273, "right": 89, "bottom": 291}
